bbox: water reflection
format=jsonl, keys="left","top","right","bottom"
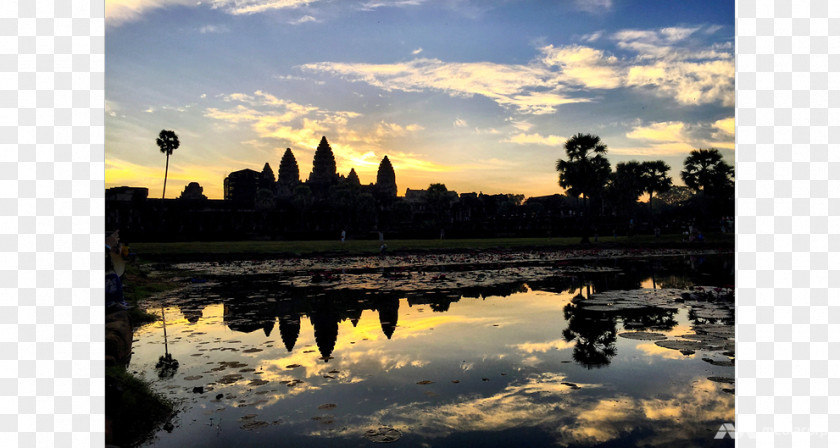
{"left": 279, "top": 313, "right": 300, "bottom": 352}
{"left": 132, "top": 254, "right": 734, "bottom": 447}
{"left": 562, "top": 303, "right": 618, "bottom": 369}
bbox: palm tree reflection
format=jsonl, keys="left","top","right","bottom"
{"left": 562, "top": 303, "right": 617, "bottom": 369}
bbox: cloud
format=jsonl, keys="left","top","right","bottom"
{"left": 505, "top": 132, "right": 566, "bottom": 146}
{"left": 453, "top": 118, "right": 468, "bottom": 127}
{"left": 540, "top": 45, "right": 624, "bottom": 89}
{"left": 360, "top": 0, "right": 426, "bottom": 10}
{"left": 612, "top": 26, "right": 731, "bottom": 61}
{"left": 625, "top": 60, "right": 734, "bottom": 106}
{"left": 106, "top": 0, "right": 196, "bottom": 27}
{"left": 625, "top": 121, "right": 687, "bottom": 143}
{"left": 712, "top": 117, "right": 734, "bottom": 137}
{"left": 105, "top": 100, "right": 124, "bottom": 118}
{"left": 203, "top": 90, "right": 437, "bottom": 178}
{"left": 580, "top": 31, "right": 603, "bottom": 43}
{"left": 300, "top": 58, "right": 588, "bottom": 115}
{"left": 290, "top": 15, "right": 317, "bottom": 24}
{"left": 212, "top": 0, "right": 319, "bottom": 15}
{"left": 574, "top": 0, "right": 612, "bottom": 14}
{"left": 106, "top": 0, "right": 319, "bottom": 26}
{"left": 301, "top": 26, "right": 733, "bottom": 114}
{"left": 199, "top": 24, "right": 229, "bottom": 34}
{"left": 512, "top": 338, "right": 576, "bottom": 354}
{"left": 509, "top": 120, "right": 534, "bottom": 132}
{"left": 619, "top": 118, "right": 735, "bottom": 156}
{"left": 412, "top": 48, "right": 423, "bottom": 55}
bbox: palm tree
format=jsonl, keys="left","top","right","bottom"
{"left": 639, "top": 160, "right": 673, "bottom": 220}
{"left": 556, "top": 133, "right": 611, "bottom": 243}
{"left": 156, "top": 130, "right": 180, "bottom": 199}
{"left": 605, "top": 161, "right": 644, "bottom": 218}
{"left": 680, "top": 149, "right": 733, "bottom": 196}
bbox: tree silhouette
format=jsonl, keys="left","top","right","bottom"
{"left": 657, "top": 185, "right": 694, "bottom": 207}
{"left": 156, "top": 130, "right": 180, "bottom": 199}
{"left": 680, "top": 149, "right": 733, "bottom": 196}
{"left": 605, "top": 161, "right": 644, "bottom": 219}
{"left": 639, "top": 160, "right": 673, "bottom": 221}
{"left": 556, "top": 133, "right": 611, "bottom": 243}
{"left": 426, "top": 183, "right": 452, "bottom": 231}
{"left": 562, "top": 304, "right": 617, "bottom": 369}
{"left": 681, "top": 149, "right": 734, "bottom": 218}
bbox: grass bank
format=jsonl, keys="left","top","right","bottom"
{"left": 106, "top": 366, "right": 174, "bottom": 446}
{"left": 131, "top": 233, "right": 734, "bottom": 262}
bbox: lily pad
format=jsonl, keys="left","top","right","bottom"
{"left": 364, "top": 427, "right": 402, "bottom": 443}
{"left": 241, "top": 420, "right": 269, "bottom": 431}
{"left": 416, "top": 380, "right": 434, "bottom": 385}
{"left": 702, "top": 357, "right": 734, "bottom": 367}
{"left": 618, "top": 331, "right": 668, "bottom": 341}
{"left": 217, "top": 374, "right": 243, "bottom": 384}
{"left": 654, "top": 340, "right": 707, "bottom": 351}
{"left": 707, "top": 376, "right": 735, "bottom": 384}
{"left": 318, "top": 403, "right": 336, "bottom": 410}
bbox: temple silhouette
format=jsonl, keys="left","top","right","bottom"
{"left": 106, "top": 136, "right": 591, "bottom": 242}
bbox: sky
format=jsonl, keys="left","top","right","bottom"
{"left": 105, "top": 0, "right": 735, "bottom": 200}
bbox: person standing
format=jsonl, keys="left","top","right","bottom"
{"left": 105, "top": 230, "right": 131, "bottom": 311}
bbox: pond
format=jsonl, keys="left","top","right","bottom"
{"left": 131, "top": 250, "right": 735, "bottom": 447}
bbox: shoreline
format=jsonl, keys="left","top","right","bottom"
{"left": 130, "top": 234, "right": 734, "bottom": 263}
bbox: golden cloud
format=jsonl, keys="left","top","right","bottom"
{"left": 300, "top": 58, "right": 584, "bottom": 115}
{"left": 505, "top": 132, "right": 566, "bottom": 146}
{"left": 512, "top": 338, "right": 576, "bottom": 354}
{"left": 621, "top": 118, "right": 735, "bottom": 156}
{"left": 713, "top": 117, "right": 735, "bottom": 136}
{"left": 625, "top": 121, "right": 687, "bottom": 142}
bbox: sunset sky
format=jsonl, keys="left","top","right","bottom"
{"left": 105, "top": 0, "right": 734, "bottom": 200}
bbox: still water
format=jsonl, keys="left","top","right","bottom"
{"left": 132, "top": 252, "right": 735, "bottom": 447}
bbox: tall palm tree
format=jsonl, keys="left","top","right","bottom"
{"left": 680, "top": 148, "right": 733, "bottom": 196}
{"left": 639, "top": 160, "right": 673, "bottom": 219}
{"left": 556, "top": 133, "right": 611, "bottom": 243}
{"left": 156, "top": 130, "right": 180, "bottom": 199}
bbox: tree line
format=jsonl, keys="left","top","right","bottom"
{"left": 133, "top": 130, "right": 733, "bottom": 241}
{"left": 556, "top": 133, "right": 734, "bottom": 242}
